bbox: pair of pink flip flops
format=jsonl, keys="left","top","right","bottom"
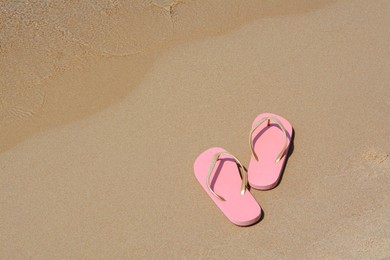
{"left": 194, "top": 113, "right": 293, "bottom": 226}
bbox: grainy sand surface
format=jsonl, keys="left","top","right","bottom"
{"left": 1, "top": 0, "right": 389, "bottom": 258}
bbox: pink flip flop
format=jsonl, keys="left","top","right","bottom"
{"left": 194, "top": 147, "right": 262, "bottom": 226}
{"left": 248, "top": 113, "right": 293, "bottom": 190}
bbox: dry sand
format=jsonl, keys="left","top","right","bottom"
{"left": 1, "top": 0, "right": 389, "bottom": 258}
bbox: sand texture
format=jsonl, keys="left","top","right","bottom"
{"left": 1, "top": 0, "right": 389, "bottom": 258}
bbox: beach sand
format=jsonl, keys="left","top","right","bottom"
{"left": 1, "top": 0, "right": 389, "bottom": 258}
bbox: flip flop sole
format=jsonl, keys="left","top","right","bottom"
{"left": 194, "top": 147, "right": 261, "bottom": 226}
{"left": 248, "top": 113, "right": 293, "bottom": 190}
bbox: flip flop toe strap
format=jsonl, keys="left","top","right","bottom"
{"left": 249, "top": 116, "right": 288, "bottom": 163}
{"left": 206, "top": 151, "right": 247, "bottom": 201}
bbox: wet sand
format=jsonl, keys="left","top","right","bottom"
{"left": 1, "top": 0, "right": 389, "bottom": 258}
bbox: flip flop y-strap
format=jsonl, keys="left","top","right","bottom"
{"left": 249, "top": 116, "right": 288, "bottom": 163}
{"left": 206, "top": 151, "right": 247, "bottom": 201}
